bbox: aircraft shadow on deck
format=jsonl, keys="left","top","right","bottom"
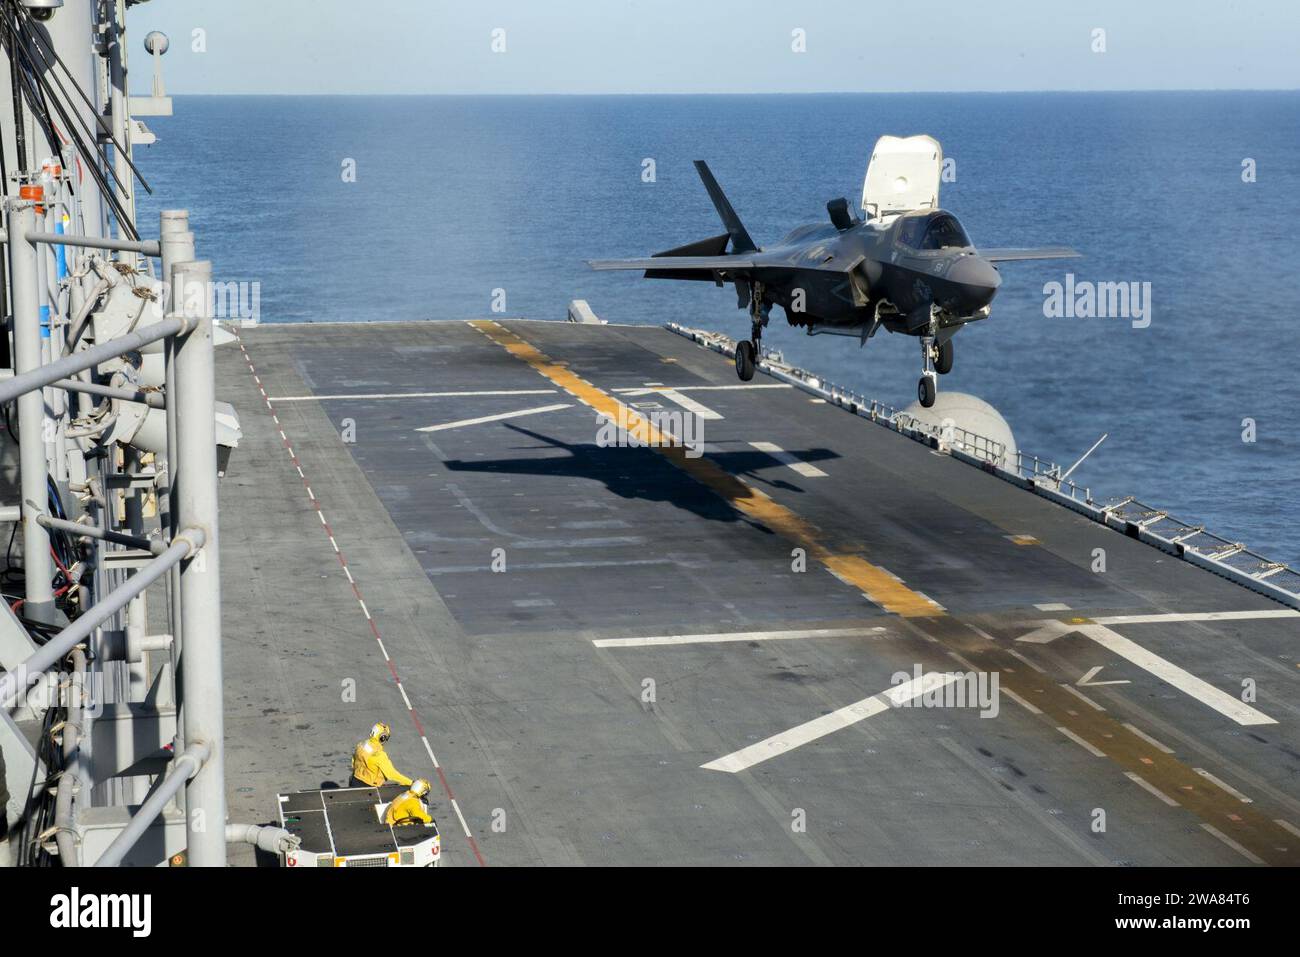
{"left": 438, "top": 423, "right": 840, "bottom": 527}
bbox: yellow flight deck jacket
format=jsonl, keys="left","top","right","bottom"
{"left": 385, "top": 792, "right": 432, "bottom": 826}
{"left": 352, "top": 738, "right": 413, "bottom": 787}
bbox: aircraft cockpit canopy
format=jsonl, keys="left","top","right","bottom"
{"left": 896, "top": 211, "right": 972, "bottom": 251}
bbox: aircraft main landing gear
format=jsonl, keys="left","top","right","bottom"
{"left": 918, "top": 334, "right": 938, "bottom": 408}
{"left": 735, "top": 339, "right": 756, "bottom": 381}
{"left": 934, "top": 338, "right": 953, "bottom": 376}
{"left": 735, "top": 283, "right": 768, "bottom": 382}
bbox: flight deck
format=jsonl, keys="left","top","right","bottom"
{"left": 217, "top": 318, "right": 1300, "bottom": 867}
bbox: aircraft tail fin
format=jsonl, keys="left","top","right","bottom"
{"left": 693, "top": 161, "right": 758, "bottom": 254}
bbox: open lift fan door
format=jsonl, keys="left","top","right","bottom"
{"left": 861, "top": 134, "right": 942, "bottom": 219}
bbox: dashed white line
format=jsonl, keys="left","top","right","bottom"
{"left": 1001, "top": 687, "right": 1043, "bottom": 715}
{"left": 1060, "top": 683, "right": 1106, "bottom": 711}
{"left": 421, "top": 736, "right": 441, "bottom": 768}
{"left": 1122, "top": 722, "right": 1175, "bottom": 754}
{"left": 1006, "top": 648, "right": 1047, "bottom": 674}
{"left": 1274, "top": 819, "right": 1300, "bottom": 840}
{"left": 1193, "top": 767, "right": 1254, "bottom": 803}
{"left": 1124, "top": 771, "right": 1180, "bottom": 806}
{"left": 1200, "top": 823, "right": 1266, "bottom": 864}
{"left": 1056, "top": 726, "right": 1106, "bottom": 758}
{"left": 450, "top": 798, "right": 472, "bottom": 837}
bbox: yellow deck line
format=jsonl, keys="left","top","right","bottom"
{"left": 471, "top": 319, "right": 942, "bottom": 617}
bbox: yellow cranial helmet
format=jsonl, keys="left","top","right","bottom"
{"left": 370, "top": 722, "right": 391, "bottom": 743}
{"left": 410, "top": 778, "right": 431, "bottom": 797}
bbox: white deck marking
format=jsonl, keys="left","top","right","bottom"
{"left": 615, "top": 384, "right": 790, "bottom": 394}
{"left": 1006, "top": 648, "right": 1047, "bottom": 674}
{"left": 1056, "top": 726, "right": 1106, "bottom": 757}
{"left": 701, "top": 672, "right": 961, "bottom": 773}
{"left": 1015, "top": 621, "right": 1073, "bottom": 644}
{"left": 1017, "top": 620, "right": 1278, "bottom": 726}
{"left": 271, "top": 389, "right": 558, "bottom": 402}
{"left": 1193, "top": 767, "right": 1254, "bottom": 803}
{"left": 450, "top": 798, "right": 472, "bottom": 838}
{"left": 593, "top": 627, "right": 883, "bottom": 649}
{"left": 748, "top": 441, "right": 827, "bottom": 478}
{"left": 1121, "top": 722, "right": 1175, "bottom": 754}
{"left": 1060, "top": 683, "right": 1106, "bottom": 711}
{"left": 1034, "top": 602, "right": 1071, "bottom": 611}
{"left": 1080, "top": 623, "right": 1277, "bottom": 726}
{"left": 1001, "top": 687, "right": 1043, "bottom": 715}
{"left": 1274, "top": 819, "right": 1300, "bottom": 840}
{"left": 415, "top": 402, "right": 571, "bottom": 433}
{"left": 1077, "top": 665, "right": 1129, "bottom": 687}
{"left": 1200, "top": 823, "right": 1266, "bottom": 864}
{"left": 1090, "top": 610, "right": 1300, "bottom": 625}
{"left": 658, "top": 389, "right": 723, "bottom": 420}
{"left": 1124, "top": 771, "right": 1180, "bottom": 806}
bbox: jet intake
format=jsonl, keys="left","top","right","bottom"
{"left": 827, "top": 197, "right": 855, "bottom": 231}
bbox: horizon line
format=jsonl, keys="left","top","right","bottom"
{"left": 139, "top": 87, "right": 1300, "bottom": 97}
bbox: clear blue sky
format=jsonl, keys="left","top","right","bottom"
{"left": 127, "top": 0, "right": 1300, "bottom": 95}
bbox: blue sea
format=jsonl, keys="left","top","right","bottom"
{"left": 137, "top": 92, "right": 1299, "bottom": 565}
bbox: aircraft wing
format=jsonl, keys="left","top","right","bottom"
{"left": 587, "top": 256, "right": 758, "bottom": 272}
{"left": 978, "top": 247, "right": 1081, "bottom": 262}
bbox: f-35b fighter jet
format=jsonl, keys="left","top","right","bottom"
{"left": 589, "top": 135, "right": 1079, "bottom": 407}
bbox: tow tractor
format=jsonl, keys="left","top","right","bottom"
{"left": 276, "top": 785, "right": 441, "bottom": 868}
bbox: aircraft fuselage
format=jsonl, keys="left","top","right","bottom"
{"left": 737, "top": 210, "right": 1002, "bottom": 341}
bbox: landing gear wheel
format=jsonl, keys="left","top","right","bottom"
{"left": 934, "top": 339, "right": 954, "bottom": 375}
{"left": 735, "top": 340, "right": 756, "bottom": 381}
{"left": 917, "top": 375, "right": 936, "bottom": 408}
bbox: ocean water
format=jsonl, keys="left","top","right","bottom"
{"left": 137, "top": 92, "right": 1300, "bottom": 565}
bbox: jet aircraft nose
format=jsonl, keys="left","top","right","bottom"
{"left": 949, "top": 255, "right": 1002, "bottom": 309}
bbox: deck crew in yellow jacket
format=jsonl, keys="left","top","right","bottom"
{"left": 350, "top": 722, "right": 413, "bottom": 787}
{"left": 385, "top": 778, "right": 433, "bottom": 826}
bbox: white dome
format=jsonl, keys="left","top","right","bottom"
{"left": 900, "top": 391, "right": 1017, "bottom": 469}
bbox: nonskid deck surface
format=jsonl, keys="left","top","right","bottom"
{"left": 216, "top": 318, "right": 1300, "bottom": 866}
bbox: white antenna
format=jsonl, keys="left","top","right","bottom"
{"left": 1059, "top": 434, "right": 1108, "bottom": 483}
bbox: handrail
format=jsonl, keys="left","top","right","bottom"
{"left": 0, "top": 529, "right": 202, "bottom": 709}
{"left": 0, "top": 316, "right": 187, "bottom": 405}
{"left": 24, "top": 231, "right": 161, "bottom": 257}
